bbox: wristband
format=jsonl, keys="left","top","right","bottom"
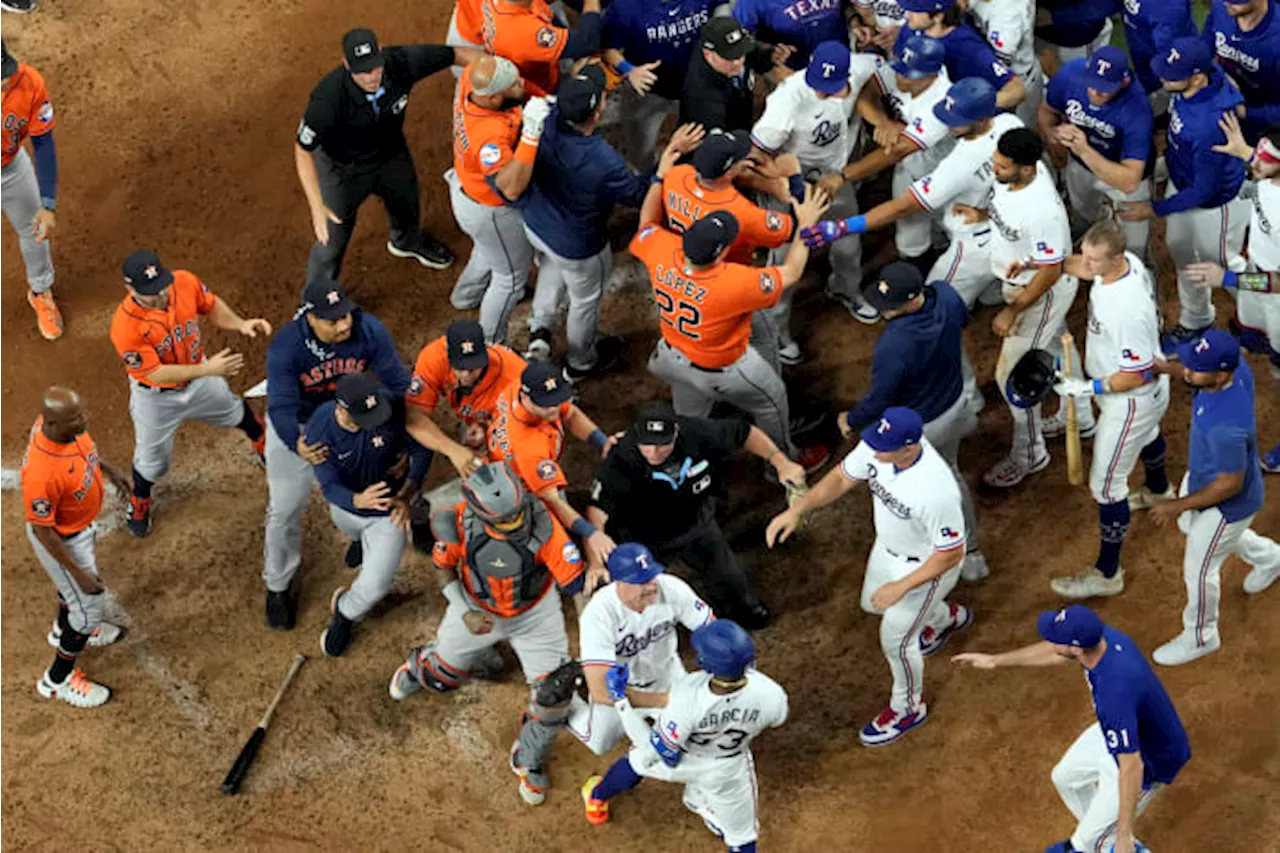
{"left": 1234, "top": 271, "right": 1274, "bottom": 293}
{"left": 1223, "top": 270, "right": 1238, "bottom": 289}
{"left": 571, "top": 517, "right": 599, "bottom": 539}
{"left": 515, "top": 136, "right": 539, "bottom": 163}
{"left": 1092, "top": 378, "right": 1105, "bottom": 395}
{"left": 442, "top": 579, "right": 470, "bottom": 611}
{"left": 651, "top": 172, "right": 665, "bottom": 185}
{"left": 617, "top": 60, "right": 636, "bottom": 74}
{"left": 845, "top": 214, "right": 867, "bottom": 234}
{"left": 588, "top": 428, "right": 608, "bottom": 450}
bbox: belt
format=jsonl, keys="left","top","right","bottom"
{"left": 884, "top": 547, "right": 922, "bottom": 563}
{"left": 664, "top": 340, "right": 726, "bottom": 373}
{"left": 135, "top": 382, "right": 185, "bottom": 393}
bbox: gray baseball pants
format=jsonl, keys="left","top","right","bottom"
{"left": 524, "top": 224, "right": 610, "bottom": 371}
{"left": 27, "top": 524, "right": 106, "bottom": 634}
{"left": 262, "top": 418, "right": 315, "bottom": 594}
{"left": 2, "top": 148, "right": 55, "bottom": 293}
{"left": 327, "top": 505, "right": 407, "bottom": 621}
{"left": 129, "top": 376, "right": 245, "bottom": 483}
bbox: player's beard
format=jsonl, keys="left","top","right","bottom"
{"left": 500, "top": 95, "right": 523, "bottom": 112}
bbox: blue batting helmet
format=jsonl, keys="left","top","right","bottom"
{"left": 691, "top": 620, "right": 755, "bottom": 680}
{"left": 933, "top": 77, "right": 998, "bottom": 127}
{"left": 607, "top": 543, "right": 666, "bottom": 585}
{"left": 891, "top": 34, "right": 945, "bottom": 80}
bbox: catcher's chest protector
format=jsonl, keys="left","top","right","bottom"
{"left": 462, "top": 503, "right": 554, "bottom": 611}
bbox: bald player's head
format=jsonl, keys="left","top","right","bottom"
{"left": 467, "top": 55, "right": 523, "bottom": 106}
{"left": 41, "top": 386, "right": 88, "bottom": 441}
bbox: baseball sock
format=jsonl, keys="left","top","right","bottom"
{"left": 48, "top": 625, "right": 89, "bottom": 683}
{"left": 57, "top": 601, "right": 71, "bottom": 635}
{"left": 132, "top": 468, "right": 153, "bottom": 499}
{"left": 237, "top": 403, "right": 263, "bottom": 441}
{"left": 1139, "top": 435, "right": 1169, "bottom": 494}
{"left": 1095, "top": 500, "right": 1130, "bottom": 578}
{"left": 592, "top": 755, "right": 642, "bottom": 801}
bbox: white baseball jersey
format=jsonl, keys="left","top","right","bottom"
{"left": 839, "top": 438, "right": 967, "bottom": 564}
{"left": 1085, "top": 252, "right": 1160, "bottom": 386}
{"left": 654, "top": 669, "right": 789, "bottom": 768}
{"left": 1240, "top": 178, "right": 1280, "bottom": 345}
{"left": 751, "top": 52, "right": 884, "bottom": 176}
{"left": 578, "top": 574, "right": 713, "bottom": 692}
{"left": 909, "top": 112, "right": 1023, "bottom": 239}
{"left": 967, "top": 0, "right": 1038, "bottom": 78}
{"left": 988, "top": 161, "right": 1071, "bottom": 285}
{"left": 854, "top": 0, "right": 906, "bottom": 29}
{"left": 874, "top": 64, "right": 956, "bottom": 180}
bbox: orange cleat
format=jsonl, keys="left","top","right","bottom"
{"left": 27, "top": 289, "right": 63, "bottom": 340}
{"left": 250, "top": 413, "right": 266, "bottom": 466}
{"left": 581, "top": 775, "right": 609, "bottom": 825}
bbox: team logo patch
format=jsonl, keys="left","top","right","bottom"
{"left": 536, "top": 27, "right": 558, "bottom": 47}
{"left": 30, "top": 498, "right": 52, "bottom": 517}
{"left": 433, "top": 541, "right": 449, "bottom": 556}
{"left": 479, "top": 143, "right": 502, "bottom": 167}
{"left": 123, "top": 351, "right": 144, "bottom": 369}
{"left": 758, "top": 271, "right": 777, "bottom": 294}
{"left": 765, "top": 212, "right": 784, "bottom": 232}
{"left": 1122, "top": 348, "right": 1141, "bottom": 362}
{"left": 941, "top": 526, "right": 959, "bottom": 539}
{"left": 919, "top": 176, "right": 932, "bottom": 195}
{"left": 38, "top": 101, "right": 54, "bottom": 123}
{"left": 536, "top": 459, "right": 559, "bottom": 481}
{"left": 665, "top": 720, "right": 680, "bottom": 741}
{"left": 562, "top": 541, "right": 582, "bottom": 564}
{"left": 408, "top": 375, "right": 425, "bottom": 396}
{"left": 636, "top": 224, "right": 657, "bottom": 241}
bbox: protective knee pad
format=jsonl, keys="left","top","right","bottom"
{"left": 417, "top": 644, "right": 466, "bottom": 693}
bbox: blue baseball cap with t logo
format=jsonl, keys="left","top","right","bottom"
{"left": 805, "top": 41, "right": 852, "bottom": 95}
{"left": 1037, "top": 605, "right": 1104, "bottom": 648}
{"left": 860, "top": 406, "right": 924, "bottom": 452}
{"left": 1085, "top": 46, "right": 1131, "bottom": 93}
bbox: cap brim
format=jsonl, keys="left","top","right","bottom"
{"left": 891, "top": 61, "right": 935, "bottom": 80}
{"left": 349, "top": 394, "right": 392, "bottom": 429}
{"left": 805, "top": 67, "right": 848, "bottom": 95}
{"left": 1, "top": 57, "right": 16, "bottom": 78}
{"left": 450, "top": 352, "right": 489, "bottom": 371}
{"left": 348, "top": 54, "right": 385, "bottom": 74}
{"left": 629, "top": 561, "right": 666, "bottom": 584}
{"left": 1150, "top": 58, "right": 1189, "bottom": 82}
{"left": 309, "top": 297, "right": 358, "bottom": 320}
{"left": 931, "top": 101, "right": 973, "bottom": 127}
{"left": 1035, "top": 611, "right": 1059, "bottom": 643}
{"left": 861, "top": 281, "right": 918, "bottom": 313}
{"left": 712, "top": 38, "right": 753, "bottom": 61}
{"left": 859, "top": 425, "right": 911, "bottom": 452}
{"left": 636, "top": 429, "right": 677, "bottom": 446}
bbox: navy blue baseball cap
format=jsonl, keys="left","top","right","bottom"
{"left": 608, "top": 542, "right": 666, "bottom": 585}
{"left": 692, "top": 129, "right": 753, "bottom": 180}
{"left": 892, "top": 34, "right": 946, "bottom": 80}
{"left": 683, "top": 210, "right": 740, "bottom": 265}
{"left": 1037, "top": 606, "right": 1105, "bottom": 648}
{"left": 1085, "top": 46, "right": 1131, "bottom": 94}
{"left": 1180, "top": 328, "right": 1241, "bottom": 373}
{"left": 521, "top": 362, "right": 574, "bottom": 407}
{"left": 557, "top": 64, "right": 607, "bottom": 124}
{"left": 933, "top": 78, "right": 998, "bottom": 127}
{"left": 336, "top": 373, "right": 392, "bottom": 429}
{"left": 1151, "top": 37, "right": 1214, "bottom": 83}
{"left": 863, "top": 261, "right": 924, "bottom": 311}
{"left": 446, "top": 319, "right": 489, "bottom": 371}
{"left": 122, "top": 250, "right": 175, "bottom": 295}
{"left": 303, "top": 278, "right": 358, "bottom": 320}
{"left": 898, "top": 0, "right": 954, "bottom": 11}
{"left": 860, "top": 406, "right": 924, "bottom": 452}
{"left": 805, "top": 41, "right": 852, "bottom": 95}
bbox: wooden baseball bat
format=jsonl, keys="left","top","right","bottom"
{"left": 1059, "top": 333, "right": 1085, "bottom": 486}
{"left": 221, "top": 653, "right": 306, "bottom": 795}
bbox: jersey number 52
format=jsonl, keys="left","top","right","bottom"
{"left": 654, "top": 289, "right": 703, "bottom": 340}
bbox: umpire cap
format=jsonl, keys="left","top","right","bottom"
{"left": 692, "top": 620, "right": 755, "bottom": 680}
{"left": 342, "top": 28, "right": 384, "bottom": 74}
{"left": 933, "top": 78, "right": 998, "bottom": 127}
{"left": 892, "top": 34, "right": 945, "bottom": 80}
{"left": 1004, "top": 348, "right": 1057, "bottom": 409}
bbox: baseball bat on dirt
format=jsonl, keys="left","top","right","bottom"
{"left": 1059, "top": 333, "right": 1085, "bottom": 486}
{"left": 220, "top": 653, "right": 306, "bottom": 795}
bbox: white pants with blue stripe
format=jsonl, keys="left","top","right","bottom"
{"left": 1162, "top": 180, "right": 1248, "bottom": 331}
{"left": 1089, "top": 377, "right": 1169, "bottom": 505}
{"left": 1053, "top": 722, "right": 1164, "bottom": 853}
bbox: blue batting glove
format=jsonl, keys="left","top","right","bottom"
{"left": 801, "top": 215, "right": 866, "bottom": 249}
{"left": 605, "top": 663, "right": 630, "bottom": 701}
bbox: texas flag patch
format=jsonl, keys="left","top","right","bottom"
{"left": 1122, "top": 348, "right": 1142, "bottom": 362}
{"left": 665, "top": 720, "right": 681, "bottom": 741}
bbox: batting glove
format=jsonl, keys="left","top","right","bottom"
{"left": 605, "top": 662, "right": 630, "bottom": 702}
{"left": 800, "top": 215, "right": 866, "bottom": 250}
{"left": 521, "top": 96, "right": 552, "bottom": 141}
{"left": 1053, "top": 375, "right": 1095, "bottom": 398}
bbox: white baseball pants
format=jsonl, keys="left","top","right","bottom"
{"left": 1014, "top": 65, "right": 1045, "bottom": 130}
{"left": 1052, "top": 722, "right": 1165, "bottom": 853}
{"left": 1161, "top": 181, "right": 1248, "bottom": 330}
{"left": 1, "top": 148, "right": 55, "bottom": 293}
{"left": 631, "top": 749, "right": 761, "bottom": 848}
{"left": 928, "top": 232, "right": 996, "bottom": 411}
{"left": 27, "top": 524, "right": 106, "bottom": 634}
{"left": 1089, "top": 378, "right": 1169, "bottom": 505}
{"left": 524, "top": 224, "right": 610, "bottom": 371}
{"left": 1064, "top": 157, "right": 1152, "bottom": 259}
{"left": 924, "top": 393, "right": 980, "bottom": 548}
{"left": 128, "top": 376, "right": 245, "bottom": 483}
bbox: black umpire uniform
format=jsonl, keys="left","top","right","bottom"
{"left": 588, "top": 401, "right": 773, "bottom": 629}
{"left": 680, "top": 17, "right": 778, "bottom": 132}
{"left": 296, "top": 28, "right": 458, "bottom": 285}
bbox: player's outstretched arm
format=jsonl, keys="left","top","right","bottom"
{"left": 778, "top": 185, "right": 831, "bottom": 286}
{"left": 953, "top": 640, "right": 1065, "bottom": 669}
{"left": 765, "top": 463, "right": 854, "bottom": 547}
{"left": 405, "top": 407, "right": 482, "bottom": 478}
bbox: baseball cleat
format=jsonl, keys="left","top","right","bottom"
{"left": 1160, "top": 323, "right": 1210, "bottom": 359}
{"left": 1261, "top": 443, "right": 1280, "bottom": 473}
{"left": 386, "top": 235, "right": 454, "bottom": 270}
{"left": 581, "top": 775, "right": 609, "bottom": 825}
{"left": 47, "top": 621, "right": 124, "bottom": 648}
{"left": 127, "top": 495, "right": 152, "bottom": 538}
{"left": 27, "top": 290, "right": 63, "bottom": 340}
{"left": 1128, "top": 486, "right": 1176, "bottom": 511}
{"left": 850, "top": 301, "right": 881, "bottom": 325}
{"left": 1152, "top": 631, "right": 1220, "bottom": 666}
{"left": 389, "top": 647, "right": 426, "bottom": 700}
{"left": 265, "top": 589, "right": 296, "bottom": 631}
{"left": 565, "top": 335, "right": 627, "bottom": 382}
{"left": 960, "top": 551, "right": 990, "bottom": 581}
{"left": 777, "top": 341, "right": 803, "bottom": 366}
{"left": 524, "top": 328, "right": 553, "bottom": 363}
{"left": 2, "top": 0, "right": 38, "bottom": 13}
{"left": 1244, "top": 562, "right": 1280, "bottom": 595}
{"left": 1051, "top": 566, "right": 1125, "bottom": 599}
{"left": 250, "top": 414, "right": 266, "bottom": 466}
{"left": 1041, "top": 409, "right": 1097, "bottom": 440}
{"left": 982, "top": 454, "right": 1050, "bottom": 489}
{"left": 320, "top": 587, "right": 354, "bottom": 657}
{"left": 509, "top": 740, "right": 548, "bottom": 805}
{"left": 859, "top": 703, "right": 927, "bottom": 747}
{"left": 37, "top": 668, "right": 111, "bottom": 708}
{"left": 343, "top": 539, "right": 363, "bottom": 570}
{"left": 919, "top": 603, "right": 972, "bottom": 657}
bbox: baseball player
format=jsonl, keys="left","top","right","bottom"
{"left": 962, "top": 0, "right": 1043, "bottom": 127}
{"left": 447, "top": 0, "right": 485, "bottom": 63}
{"left": 1034, "top": 0, "right": 1114, "bottom": 69}
{"left": 1142, "top": 330, "right": 1280, "bottom": 665}
{"left": 262, "top": 278, "right": 411, "bottom": 630}
{"left": 1114, "top": 0, "right": 1195, "bottom": 116}
{"left": 579, "top": 619, "right": 789, "bottom": 852}
{"left": 304, "top": 374, "right": 431, "bottom": 657}
{"left": 486, "top": 361, "right": 617, "bottom": 568}
{"left": 894, "top": 0, "right": 1025, "bottom": 112}
{"left": 803, "top": 76, "right": 1019, "bottom": 406}
{"left": 448, "top": 56, "right": 549, "bottom": 345}
{"left": 480, "top": 0, "right": 604, "bottom": 97}
{"left": 954, "top": 605, "right": 1191, "bottom": 853}
{"left": 2, "top": 41, "right": 62, "bottom": 340}
{"left": 388, "top": 462, "right": 601, "bottom": 806}
{"left": 832, "top": 264, "right": 989, "bottom": 581}
{"left": 405, "top": 318, "right": 525, "bottom": 481}
{"left": 835, "top": 35, "right": 954, "bottom": 279}
{"left": 1042, "top": 220, "right": 1173, "bottom": 601}
{"left": 750, "top": 41, "right": 885, "bottom": 334}
{"left": 733, "top": 0, "right": 849, "bottom": 68}
{"left": 1039, "top": 47, "right": 1154, "bottom": 258}
{"left": 567, "top": 543, "right": 714, "bottom": 755}
{"left": 1118, "top": 38, "right": 1248, "bottom": 354}
{"left": 109, "top": 250, "right": 270, "bottom": 539}
{"left": 22, "top": 388, "right": 131, "bottom": 708}
{"left": 957, "top": 127, "right": 1090, "bottom": 489}
{"left": 1203, "top": 0, "right": 1280, "bottom": 143}
{"left": 767, "top": 407, "right": 971, "bottom": 746}
{"left": 630, "top": 140, "right": 832, "bottom": 469}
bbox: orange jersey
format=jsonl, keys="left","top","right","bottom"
{"left": 480, "top": 0, "right": 566, "bottom": 96}
{"left": 452, "top": 72, "right": 523, "bottom": 207}
{"left": 21, "top": 419, "right": 104, "bottom": 537}
{"left": 406, "top": 337, "right": 527, "bottom": 428}
{"left": 432, "top": 502, "right": 583, "bottom": 617}
{"left": 661, "top": 164, "right": 795, "bottom": 264}
{"left": 2, "top": 62, "right": 56, "bottom": 168}
{"left": 486, "top": 383, "right": 570, "bottom": 494}
{"left": 630, "top": 222, "right": 785, "bottom": 369}
{"left": 109, "top": 270, "right": 218, "bottom": 388}
{"left": 455, "top": 0, "right": 485, "bottom": 44}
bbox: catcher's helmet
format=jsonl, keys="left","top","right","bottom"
{"left": 692, "top": 620, "right": 755, "bottom": 680}
{"left": 1005, "top": 348, "right": 1058, "bottom": 409}
{"left": 607, "top": 543, "right": 666, "bottom": 585}
{"left": 462, "top": 461, "right": 527, "bottom": 523}
{"left": 892, "top": 34, "right": 945, "bottom": 80}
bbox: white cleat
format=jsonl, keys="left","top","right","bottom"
{"left": 37, "top": 668, "right": 111, "bottom": 708}
{"left": 1153, "top": 631, "right": 1220, "bottom": 666}
{"left": 1243, "top": 563, "right": 1280, "bottom": 595}
{"left": 1051, "top": 566, "right": 1125, "bottom": 599}
{"left": 960, "top": 551, "right": 990, "bottom": 581}
{"left": 1128, "top": 486, "right": 1176, "bottom": 512}
{"left": 47, "top": 621, "right": 124, "bottom": 649}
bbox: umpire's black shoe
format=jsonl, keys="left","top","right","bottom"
{"left": 565, "top": 336, "right": 627, "bottom": 382}
{"left": 387, "top": 234, "right": 454, "bottom": 270}
{"left": 320, "top": 588, "right": 355, "bottom": 657}
{"left": 265, "top": 589, "right": 296, "bottom": 631}
{"left": 343, "top": 539, "right": 363, "bottom": 570}
{"left": 736, "top": 600, "right": 774, "bottom": 632}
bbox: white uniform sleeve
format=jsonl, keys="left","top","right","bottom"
{"left": 922, "top": 486, "right": 967, "bottom": 553}
{"left": 983, "top": 6, "right": 1029, "bottom": 67}
{"left": 848, "top": 52, "right": 885, "bottom": 97}
{"left": 768, "top": 679, "right": 790, "bottom": 728}
{"left": 577, "top": 594, "right": 619, "bottom": 669}
{"left": 909, "top": 145, "right": 977, "bottom": 212}
{"left": 751, "top": 81, "right": 800, "bottom": 155}
{"left": 901, "top": 103, "right": 951, "bottom": 154}
{"left": 1115, "top": 288, "right": 1157, "bottom": 375}
{"left": 652, "top": 675, "right": 702, "bottom": 752}
{"left": 662, "top": 575, "right": 715, "bottom": 631}
{"left": 840, "top": 440, "right": 875, "bottom": 481}
{"left": 1025, "top": 180, "right": 1071, "bottom": 267}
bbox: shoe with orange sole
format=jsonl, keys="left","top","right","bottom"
{"left": 581, "top": 775, "right": 608, "bottom": 825}
{"left": 28, "top": 290, "right": 63, "bottom": 340}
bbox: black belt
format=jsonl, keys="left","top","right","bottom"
{"left": 885, "top": 547, "right": 922, "bottom": 563}
{"left": 666, "top": 341, "right": 725, "bottom": 373}
{"left": 136, "top": 383, "right": 184, "bottom": 393}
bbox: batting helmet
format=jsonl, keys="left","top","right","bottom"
{"left": 933, "top": 78, "right": 998, "bottom": 127}
{"left": 891, "top": 34, "right": 945, "bottom": 80}
{"left": 1005, "top": 348, "right": 1057, "bottom": 409}
{"left": 607, "top": 543, "right": 666, "bottom": 585}
{"left": 462, "top": 461, "right": 528, "bottom": 523}
{"left": 691, "top": 620, "right": 755, "bottom": 680}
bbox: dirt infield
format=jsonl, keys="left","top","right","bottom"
{"left": 3, "top": 2, "right": 1278, "bottom": 851}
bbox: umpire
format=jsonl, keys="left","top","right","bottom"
{"left": 296, "top": 29, "right": 481, "bottom": 284}
{"left": 836, "top": 263, "right": 989, "bottom": 581}
{"left": 585, "top": 400, "right": 806, "bottom": 630}
{"left": 681, "top": 17, "right": 785, "bottom": 132}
